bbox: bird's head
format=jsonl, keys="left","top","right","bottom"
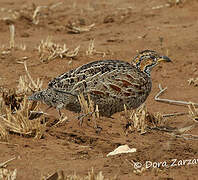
{"left": 132, "top": 50, "right": 172, "bottom": 76}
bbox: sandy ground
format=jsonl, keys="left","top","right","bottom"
{"left": 0, "top": 0, "right": 198, "bottom": 179}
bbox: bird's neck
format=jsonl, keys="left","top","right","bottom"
{"left": 135, "top": 63, "right": 154, "bottom": 77}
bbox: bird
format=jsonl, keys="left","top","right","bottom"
{"left": 28, "top": 50, "right": 171, "bottom": 117}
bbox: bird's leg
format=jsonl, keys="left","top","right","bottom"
{"left": 44, "top": 106, "right": 62, "bottom": 119}
{"left": 78, "top": 112, "right": 102, "bottom": 132}
{"left": 57, "top": 109, "right": 62, "bottom": 118}
{"left": 77, "top": 112, "right": 94, "bottom": 126}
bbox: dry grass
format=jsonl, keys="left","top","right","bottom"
{"left": 125, "top": 105, "right": 194, "bottom": 136}
{"left": 0, "top": 63, "right": 46, "bottom": 140}
{"left": 32, "top": 6, "right": 47, "bottom": 25}
{"left": 0, "top": 93, "right": 4, "bottom": 112}
{"left": 124, "top": 104, "right": 165, "bottom": 134}
{"left": 17, "top": 75, "right": 40, "bottom": 94}
{"left": 42, "top": 168, "right": 117, "bottom": 180}
{"left": 0, "top": 157, "right": 17, "bottom": 180}
{"left": 149, "top": 112, "right": 165, "bottom": 127}
{"left": 0, "top": 2, "right": 61, "bottom": 26}
{"left": 151, "top": 0, "right": 185, "bottom": 10}
{"left": 188, "top": 104, "right": 198, "bottom": 122}
{"left": 86, "top": 39, "right": 106, "bottom": 57}
{"left": 0, "top": 123, "right": 9, "bottom": 141}
{"left": 0, "top": 96, "right": 46, "bottom": 139}
{"left": 167, "top": 0, "right": 185, "bottom": 6}
{"left": 38, "top": 36, "right": 80, "bottom": 62}
{"left": 188, "top": 77, "right": 198, "bottom": 87}
{"left": 17, "top": 61, "right": 43, "bottom": 94}
{"left": 9, "top": 24, "right": 15, "bottom": 49}
{"left": 78, "top": 93, "right": 99, "bottom": 119}
{"left": 125, "top": 104, "right": 147, "bottom": 134}
{"left": 0, "top": 23, "right": 26, "bottom": 54}
{"left": 0, "top": 168, "right": 17, "bottom": 180}
{"left": 67, "top": 22, "right": 95, "bottom": 34}
{"left": 32, "top": 3, "right": 63, "bottom": 25}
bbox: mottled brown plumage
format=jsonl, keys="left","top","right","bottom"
{"left": 28, "top": 50, "right": 171, "bottom": 117}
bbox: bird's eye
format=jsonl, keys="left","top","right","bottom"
{"left": 149, "top": 55, "right": 156, "bottom": 60}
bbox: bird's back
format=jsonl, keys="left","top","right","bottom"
{"left": 48, "top": 60, "right": 151, "bottom": 97}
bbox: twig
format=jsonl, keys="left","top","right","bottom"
{"left": 148, "top": 126, "right": 177, "bottom": 133}
{"left": 155, "top": 84, "right": 198, "bottom": 107}
{"left": 148, "top": 124, "right": 196, "bottom": 134}
{"left": 177, "top": 124, "right": 196, "bottom": 134}
{"left": 162, "top": 112, "right": 188, "bottom": 117}
{"left": 0, "top": 157, "right": 16, "bottom": 168}
{"left": 173, "top": 134, "right": 198, "bottom": 140}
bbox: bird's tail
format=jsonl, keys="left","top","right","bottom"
{"left": 28, "top": 90, "right": 44, "bottom": 101}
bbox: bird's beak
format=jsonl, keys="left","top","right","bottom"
{"left": 157, "top": 56, "right": 172, "bottom": 63}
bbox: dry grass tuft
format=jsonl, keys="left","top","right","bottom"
{"left": 32, "top": 6, "right": 47, "bottom": 25}
{"left": 38, "top": 36, "right": 80, "bottom": 62}
{"left": 0, "top": 168, "right": 17, "bottom": 180}
{"left": 188, "top": 104, "right": 198, "bottom": 122}
{"left": 125, "top": 104, "right": 165, "bottom": 134}
{"left": 0, "top": 96, "right": 46, "bottom": 139}
{"left": 147, "top": 112, "right": 165, "bottom": 127}
{"left": 0, "top": 23, "right": 26, "bottom": 54}
{"left": 86, "top": 39, "right": 106, "bottom": 57}
{"left": 0, "top": 60, "right": 46, "bottom": 141}
{"left": 67, "top": 22, "right": 95, "bottom": 34}
{"left": 42, "top": 168, "right": 116, "bottom": 180}
{"left": 17, "top": 75, "right": 41, "bottom": 94}
{"left": 167, "top": 0, "right": 185, "bottom": 6}
{"left": 0, "top": 61, "right": 42, "bottom": 113}
{"left": 32, "top": 3, "right": 63, "bottom": 25}
{"left": 188, "top": 77, "right": 198, "bottom": 87}
{"left": 125, "top": 104, "right": 147, "bottom": 134}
